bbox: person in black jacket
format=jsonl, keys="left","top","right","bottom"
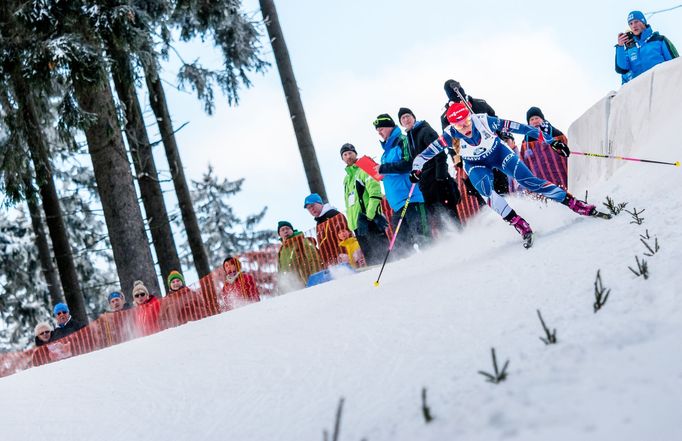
{"left": 398, "top": 107, "right": 460, "bottom": 232}
{"left": 50, "top": 303, "right": 86, "bottom": 342}
{"left": 440, "top": 80, "right": 509, "bottom": 196}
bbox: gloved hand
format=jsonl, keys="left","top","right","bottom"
{"left": 366, "top": 198, "right": 380, "bottom": 221}
{"left": 409, "top": 169, "right": 422, "bottom": 183}
{"left": 550, "top": 140, "right": 570, "bottom": 157}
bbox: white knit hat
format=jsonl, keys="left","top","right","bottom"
{"left": 34, "top": 321, "right": 53, "bottom": 336}
{"left": 132, "top": 280, "right": 150, "bottom": 297}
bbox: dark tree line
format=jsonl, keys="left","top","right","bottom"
{"left": 0, "top": 0, "right": 284, "bottom": 349}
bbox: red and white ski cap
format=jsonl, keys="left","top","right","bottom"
{"left": 446, "top": 102, "right": 470, "bottom": 124}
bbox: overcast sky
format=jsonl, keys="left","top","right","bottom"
{"left": 150, "top": 0, "right": 681, "bottom": 250}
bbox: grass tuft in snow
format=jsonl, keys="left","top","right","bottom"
{"left": 628, "top": 255, "right": 650, "bottom": 280}
{"left": 603, "top": 196, "right": 628, "bottom": 216}
{"left": 421, "top": 387, "right": 434, "bottom": 423}
{"left": 537, "top": 309, "right": 557, "bottom": 345}
{"left": 624, "top": 207, "right": 646, "bottom": 225}
{"left": 478, "top": 348, "right": 510, "bottom": 384}
{"left": 639, "top": 230, "right": 660, "bottom": 256}
{"left": 322, "top": 397, "right": 344, "bottom": 441}
{"left": 593, "top": 270, "right": 611, "bottom": 313}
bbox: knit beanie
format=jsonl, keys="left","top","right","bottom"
{"left": 277, "top": 220, "right": 294, "bottom": 234}
{"left": 444, "top": 79, "right": 466, "bottom": 103}
{"left": 627, "top": 10, "right": 647, "bottom": 26}
{"left": 303, "top": 193, "right": 324, "bottom": 208}
{"left": 53, "top": 302, "right": 69, "bottom": 315}
{"left": 167, "top": 270, "right": 185, "bottom": 287}
{"left": 132, "top": 280, "right": 150, "bottom": 297}
{"left": 34, "top": 321, "right": 53, "bottom": 336}
{"left": 526, "top": 106, "right": 545, "bottom": 123}
{"left": 397, "top": 107, "right": 415, "bottom": 120}
{"left": 339, "top": 143, "right": 357, "bottom": 157}
{"left": 108, "top": 291, "right": 124, "bottom": 302}
{"left": 373, "top": 113, "right": 396, "bottom": 128}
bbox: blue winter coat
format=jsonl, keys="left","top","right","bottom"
{"left": 615, "top": 26, "right": 678, "bottom": 84}
{"left": 378, "top": 126, "right": 424, "bottom": 211}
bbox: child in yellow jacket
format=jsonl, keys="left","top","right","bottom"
{"left": 337, "top": 229, "right": 366, "bottom": 268}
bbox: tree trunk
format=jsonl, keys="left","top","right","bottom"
{"left": 144, "top": 62, "right": 212, "bottom": 278}
{"left": 9, "top": 75, "right": 88, "bottom": 323}
{"left": 24, "top": 179, "right": 64, "bottom": 308}
{"left": 72, "top": 71, "right": 160, "bottom": 297}
{"left": 258, "top": 0, "right": 327, "bottom": 200}
{"left": 109, "top": 47, "right": 182, "bottom": 291}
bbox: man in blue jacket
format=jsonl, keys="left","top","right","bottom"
{"left": 374, "top": 113, "right": 428, "bottom": 256}
{"left": 615, "top": 10, "right": 678, "bottom": 84}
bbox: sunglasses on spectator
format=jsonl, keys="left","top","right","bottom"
{"left": 56, "top": 311, "right": 69, "bottom": 316}
{"left": 39, "top": 331, "right": 51, "bottom": 336}
{"left": 134, "top": 293, "right": 147, "bottom": 298}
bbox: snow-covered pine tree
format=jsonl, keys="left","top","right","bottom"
{"left": 0, "top": 207, "right": 51, "bottom": 351}
{"left": 139, "top": 0, "right": 270, "bottom": 278}
{"left": 55, "top": 160, "right": 117, "bottom": 318}
{"left": 9, "top": 0, "right": 161, "bottom": 296}
{"left": 179, "top": 165, "right": 274, "bottom": 270}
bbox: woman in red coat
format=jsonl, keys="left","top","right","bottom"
{"left": 220, "top": 256, "right": 260, "bottom": 312}
{"left": 132, "top": 280, "right": 161, "bottom": 336}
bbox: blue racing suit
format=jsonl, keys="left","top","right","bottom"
{"left": 412, "top": 114, "right": 567, "bottom": 218}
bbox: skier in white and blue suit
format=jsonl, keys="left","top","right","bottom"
{"left": 410, "top": 102, "right": 609, "bottom": 248}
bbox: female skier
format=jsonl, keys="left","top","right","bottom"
{"left": 410, "top": 102, "right": 610, "bottom": 248}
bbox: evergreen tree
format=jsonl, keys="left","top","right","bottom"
{"left": 142, "top": 0, "right": 270, "bottom": 278}
{"left": 0, "top": 207, "right": 51, "bottom": 351}
{"left": 258, "top": 0, "right": 327, "bottom": 200}
{"left": 9, "top": 0, "right": 162, "bottom": 296}
{"left": 180, "top": 165, "right": 274, "bottom": 269}
{"left": 94, "top": 2, "right": 182, "bottom": 289}
{"left": 0, "top": 7, "right": 88, "bottom": 323}
{"left": 55, "top": 160, "right": 117, "bottom": 317}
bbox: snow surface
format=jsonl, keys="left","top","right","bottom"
{"left": 2, "top": 104, "right": 682, "bottom": 441}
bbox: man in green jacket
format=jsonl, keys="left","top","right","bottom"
{"left": 341, "top": 143, "right": 389, "bottom": 265}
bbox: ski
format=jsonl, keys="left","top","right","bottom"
{"left": 522, "top": 232, "right": 534, "bottom": 249}
{"left": 591, "top": 209, "right": 612, "bottom": 220}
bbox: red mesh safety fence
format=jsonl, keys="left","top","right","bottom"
{"left": 1, "top": 191, "right": 484, "bottom": 379}
{"left": 519, "top": 134, "right": 569, "bottom": 190}
{"left": 455, "top": 169, "right": 481, "bottom": 222}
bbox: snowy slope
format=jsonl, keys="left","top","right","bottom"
{"left": 2, "top": 100, "right": 682, "bottom": 440}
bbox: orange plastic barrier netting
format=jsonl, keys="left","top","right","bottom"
{"left": 1, "top": 182, "right": 483, "bottom": 379}
{"left": 519, "top": 134, "right": 569, "bottom": 191}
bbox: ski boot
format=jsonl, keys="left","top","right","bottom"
{"left": 509, "top": 215, "right": 534, "bottom": 249}
{"left": 564, "top": 195, "right": 612, "bottom": 219}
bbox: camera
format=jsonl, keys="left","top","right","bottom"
{"left": 624, "top": 31, "right": 636, "bottom": 49}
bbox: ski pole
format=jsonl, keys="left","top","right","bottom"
{"left": 454, "top": 86, "right": 475, "bottom": 115}
{"left": 572, "top": 151, "right": 680, "bottom": 167}
{"left": 374, "top": 183, "right": 416, "bottom": 287}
